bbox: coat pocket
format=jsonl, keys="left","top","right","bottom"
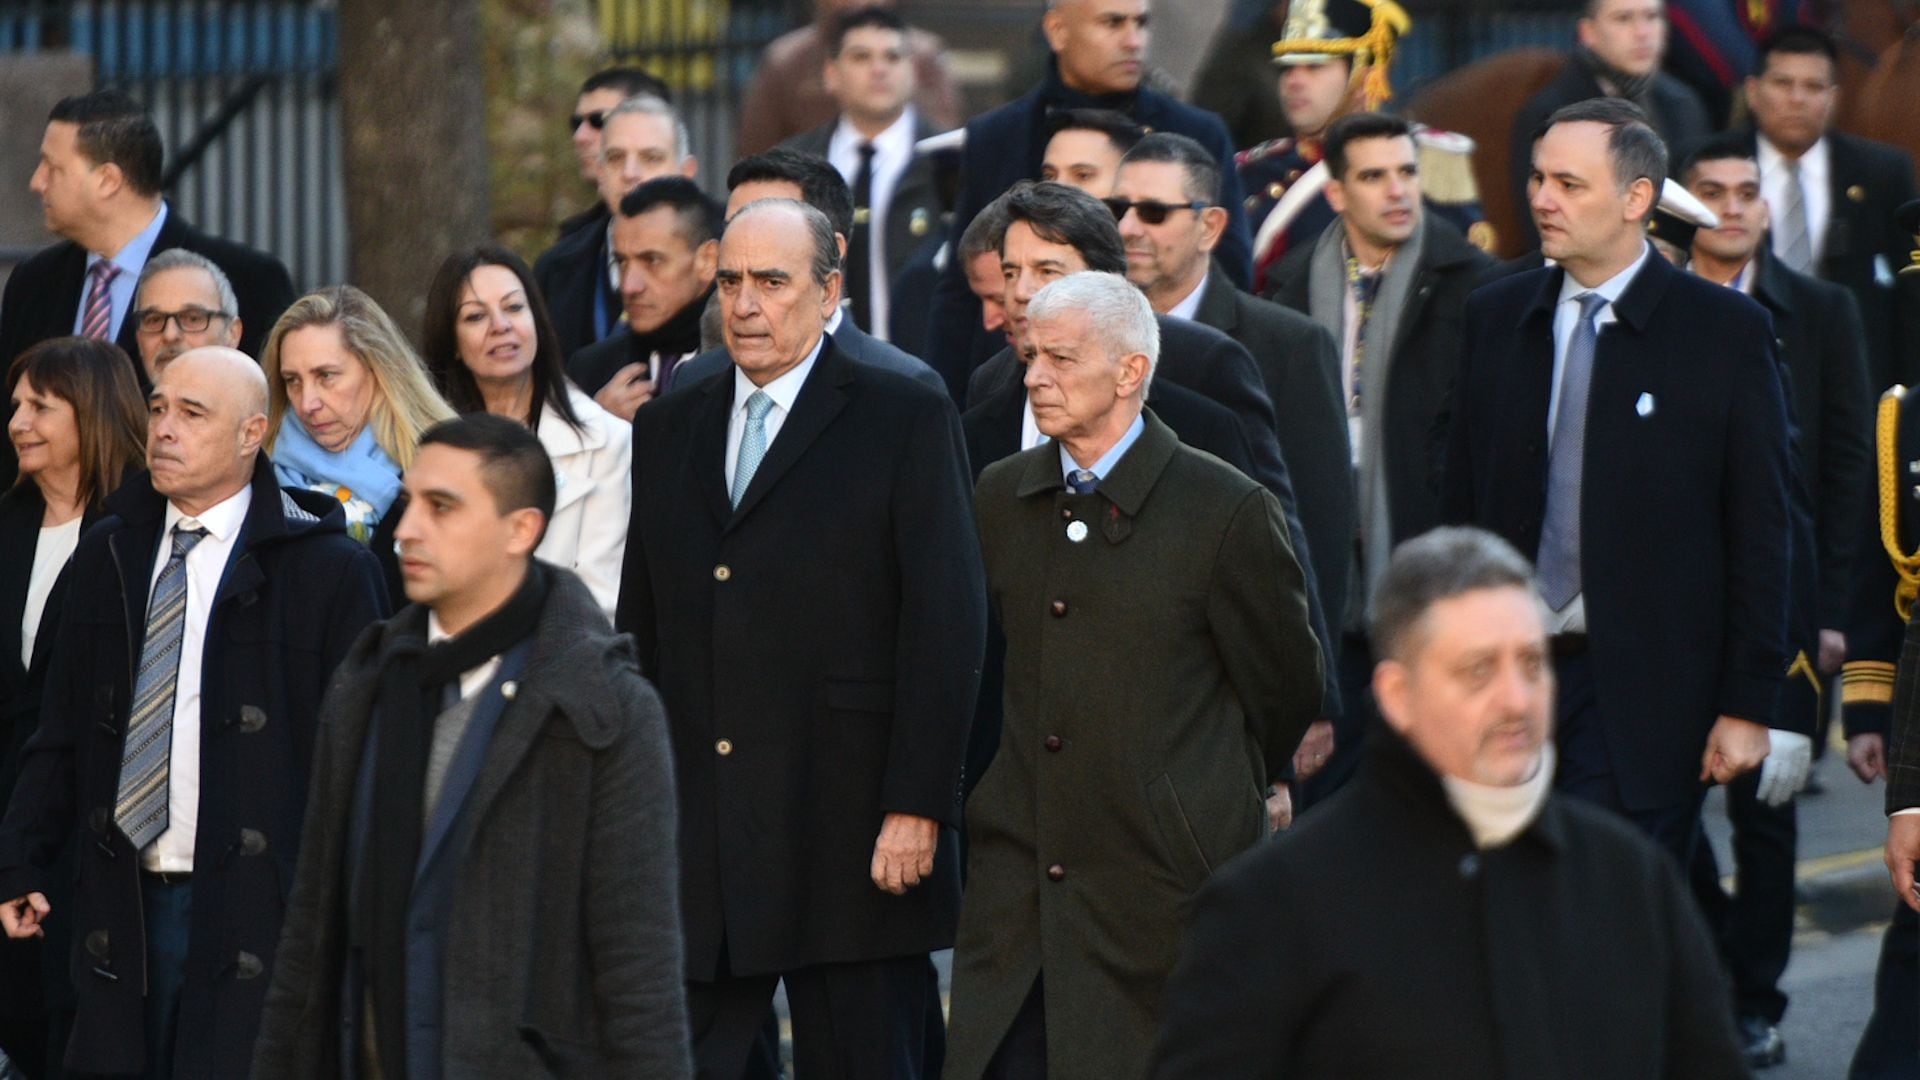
{"left": 1145, "top": 773, "right": 1213, "bottom": 892}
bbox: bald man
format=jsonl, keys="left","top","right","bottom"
{"left": 0, "top": 347, "right": 388, "bottom": 1080}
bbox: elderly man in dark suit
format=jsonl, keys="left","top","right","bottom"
{"left": 668, "top": 150, "right": 945, "bottom": 398}
{"left": 1444, "top": 97, "right": 1793, "bottom": 865}
{"left": 0, "top": 348, "right": 386, "bottom": 1080}
{"left": 949, "top": 271, "right": 1319, "bottom": 1079}
{"left": 0, "top": 90, "right": 295, "bottom": 487}
{"left": 1152, "top": 526, "right": 1746, "bottom": 1079}
{"left": 1263, "top": 111, "right": 1498, "bottom": 803}
{"left": 779, "top": 6, "right": 950, "bottom": 342}
{"left": 616, "top": 198, "right": 984, "bottom": 1080}
{"left": 920, "top": 0, "right": 1252, "bottom": 398}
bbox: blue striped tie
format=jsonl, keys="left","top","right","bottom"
{"left": 730, "top": 390, "right": 774, "bottom": 508}
{"left": 115, "top": 524, "right": 208, "bottom": 851}
{"left": 1536, "top": 292, "right": 1606, "bottom": 611}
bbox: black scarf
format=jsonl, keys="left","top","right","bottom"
{"left": 630, "top": 285, "right": 710, "bottom": 360}
{"left": 1574, "top": 44, "right": 1657, "bottom": 121}
{"left": 354, "top": 562, "right": 549, "bottom": 1080}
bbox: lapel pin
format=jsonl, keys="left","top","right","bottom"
{"left": 501, "top": 680, "right": 518, "bottom": 701}
{"left": 1067, "top": 520, "right": 1089, "bottom": 543}
{"left": 1848, "top": 185, "right": 1867, "bottom": 203}
{"left": 910, "top": 208, "right": 930, "bottom": 236}
{"left": 1635, "top": 392, "right": 1655, "bottom": 418}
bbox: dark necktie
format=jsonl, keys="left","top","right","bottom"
{"left": 1536, "top": 292, "right": 1607, "bottom": 610}
{"left": 82, "top": 261, "right": 120, "bottom": 341}
{"left": 847, "top": 141, "right": 876, "bottom": 331}
{"left": 1067, "top": 469, "right": 1098, "bottom": 495}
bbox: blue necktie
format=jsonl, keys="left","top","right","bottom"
{"left": 116, "top": 523, "right": 208, "bottom": 851}
{"left": 731, "top": 390, "right": 774, "bottom": 508}
{"left": 1536, "top": 292, "right": 1607, "bottom": 611}
{"left": 1067, "top": 469, "right": 1098, "bottom": 494}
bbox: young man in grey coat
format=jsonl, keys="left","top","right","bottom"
{"left": 251, "top": 414, "right": 689, "bottom": 1079}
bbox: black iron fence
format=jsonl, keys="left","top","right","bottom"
{"left": 1, "top": 0, "right": 343, "bottom": 289}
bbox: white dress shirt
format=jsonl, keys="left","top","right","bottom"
{"left": 725, "top": 334, "right": 825, "bottom": 492}
{"left": 145, "top": 483, "right": 253, "bottom": 872}
{"left": 73, "top": 201, "right": 169, "bottom": 342}
{"left": 1758, "top": 134, "right": 1831, "bottom": 269}
{"left": 828, "top": 107, "right": 919, "bottom": 342}
{"left": 1543, "top": 244, "right": 1651, "bottom": 633}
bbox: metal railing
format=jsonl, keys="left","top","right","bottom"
{"left": 1, "top": 0, "right": 344, "bottom": 290}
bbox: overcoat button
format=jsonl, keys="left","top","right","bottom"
{"left": 240, "top": 829, "right": 267, "bottom": 856}
{"left": 236, "top": 951, "right": 264, "bottom": 979}
{"left": 716, "top": 738, "right": 734, "bottom": 756}
{"left": 1458, "top": 853, "right": 1481, "bottom": 879}
{"left": 1047, "top": 864, "right": 1066, "bottom": 882}
{"left": 1049, "top": 600, "right": 1068, "bottom": 617}
{"left": 238, "top": 705, "right": 266, "bottom": 733}
{"left": 85, "top": 929, "right": 110, "bottom": 958}
{"left": 1044, "top": 735, "right": 1063, "bottom": 752}
{"left": 713, "top": 564, "right": 732, "bottom": 582}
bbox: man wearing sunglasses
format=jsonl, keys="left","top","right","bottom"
{"left": 128, "top": 248, "right": 243, "bottom": 386}
{"left": 1264, "top": 111, "right": 1498, "bottom": 807}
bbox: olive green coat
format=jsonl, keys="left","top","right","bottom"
{"left": 947, "top": 411, "right": 1323, "bottom": 1080}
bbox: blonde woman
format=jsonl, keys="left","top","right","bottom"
{"left": 262, "top": 285, "right": 456, "bottom": 598}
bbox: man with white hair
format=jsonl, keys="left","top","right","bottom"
{"left": 129, "top": 248, "right": 244, "bottom": 385}
{"left": 947, "top": 271, "right": 1321, "bottom": 1079}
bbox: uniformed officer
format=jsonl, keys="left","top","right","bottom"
{"left": 1239, "top": 0, "right": 1491, "bottom": 292}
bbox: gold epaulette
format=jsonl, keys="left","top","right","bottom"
{"left": 1877, "top": 385, "right": 1920, "bottom": 621}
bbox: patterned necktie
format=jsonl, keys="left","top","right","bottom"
{"left": 1349, "top": 262, "right": 1383, "bottom": 415}
{"left": 1778, "top": 158, "right": 1814, "bottom": 274}
{"left": 847, "top": 141, "right": 877, "bottom": 331}
{"left": 1536, "top": 292, "right": 1607, "bottom": 611}
{"left": 1067, "top": 469, "right": 1098, "bottom": 494}
{"left": 116, "top": 523, "right": 209, "bottom": 851}
{"left": 730, "top": 390, "right": 774, "bottom": 508}
{"left": 81, "top": 261, "right": 120, "bottom": 341}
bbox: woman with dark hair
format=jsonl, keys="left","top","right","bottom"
{"left": 0, "top": 336, "right": 146, "bottom": 1078}
{"left": 421, "top": 246, "right": 630, "bottom": 617}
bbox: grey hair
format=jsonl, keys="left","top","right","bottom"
{"left": 604, "top": 94, "right": 691, "bottom": 162}
{"left": 136, "top": 247, "right": 239, "bottom": 316}
{"left": 1543, "top": 96, "right": 1668, "bottom": 199}
{"left": 730, "top": 197, "right": 842, "bottom": 286}
{"left": 1368, "top": 526, "right": 1544, "bottom": 662}
{"left": 1026, "top": 271, "right": 1159, "bottom": 398}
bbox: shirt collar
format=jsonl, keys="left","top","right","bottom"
{"left": 1059, "top": 411, "right": 1147, "bottom": 484}
{"left": 1557, "top": 242, "right": 1650, "bottom": 309}
{"left": 825, "top": 304, "right": 845, "bottom": 335}
{"left": 732, "top": 332, "right": 826, "bottom": 418}
{"left": 161, "top": 478, "right": 252, "bottom": 547}
{"left": 829, "top": 106, "right": 918, "bottom": 163}
{"left": 1757, "top": 132, "right": 1829, "bottom": 182}
{"left": 1164, "top": 271, "right": 1209, "bottom": 322}
{"left": 87, "top": 200, "right": 169, "bottom": 272}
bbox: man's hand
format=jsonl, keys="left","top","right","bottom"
{"left": 871, "top": 813, "right": 939, "bottom": 895}
{"left": 1850, "top": 733, "right": 1887, "bottom": 783}
{"left": 592, "top": 361, "right": 655, "bottom": 421}
{"left": 0, "top": 893, "right": 49, "bottom": 939}
{"left": 1888, "top": 813, "right": 1920, "bottom": 913}
{"left": 1265, "top": 785, "right": 1293, "bottom": 833}
{"left": 1818, "top": 629, "right": 1848, "bottom": 675}
{"left": 1292, "top": 720, "right": 1335, "bottom": 781}
{"left": 1700, "top": 715, "right": 1772, "bottom": 785}
{"left": 1754, "top": 729, "right": 1813, "bottom": 807}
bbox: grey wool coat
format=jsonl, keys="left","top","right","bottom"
{"left": 250, "top": 568, "right": 691, "bottom": 1079}
{"left": 945, "top": 411, "right": 1324, "bottom": 1079}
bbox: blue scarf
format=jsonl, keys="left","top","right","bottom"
{"left": 272, "top": 419, "right": 403, "bottom": 544}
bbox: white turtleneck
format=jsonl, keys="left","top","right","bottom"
{"left": 1439, "top": 744, "right": 1556, "bottom": 850}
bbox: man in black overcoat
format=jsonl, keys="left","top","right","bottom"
{"left": 1151, "top": 526, "right": 1746, "bottom": 1079}
{"left": 615, "top": 198, "right": 985, "bottom": 1080}
{"left": 1443, "top": 98, "right": 1792, "bottom": 865}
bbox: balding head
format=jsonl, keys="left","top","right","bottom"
{"left": 716, "top": 199, "right": 841, "bottom": 385}
{"left": 148, "top": 346, "right": 269, "bottom": 515}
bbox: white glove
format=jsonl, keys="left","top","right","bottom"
{"left": 1754, "top": 729, "right": 1813, "bottom": 807}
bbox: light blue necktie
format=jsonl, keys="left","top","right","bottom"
{"left": 730, "top": 390, "right": 774, "bottom": 508}
{"left": 116, "top": 523, "right": 208, "bottom": 851}
{"left": 1536, "top": 292, "right": 1607, "bottom": 611}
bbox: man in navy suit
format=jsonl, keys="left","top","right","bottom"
{"left": 919, "top": 0, "right": 1252, "bottom": 400}
{"left": 1443, "top": 97, "right": 1792, "bottom": 864}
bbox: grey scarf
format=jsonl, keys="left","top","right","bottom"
{"left": 1307, "top": 217, "right": 1425, "bottom": 628}
{"left": 1575, "top": 44, "right": 1657, "bottom": 120}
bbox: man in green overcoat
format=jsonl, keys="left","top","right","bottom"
{"left": 947, "top": 270, "right": 1323, "bottom": 1079}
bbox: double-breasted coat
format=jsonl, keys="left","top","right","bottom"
{"left": 946, "top": 412, "right": 1322, "bottom": 1079}
{"left": 0, "top": 456, "right": 386, "bottom": 1078}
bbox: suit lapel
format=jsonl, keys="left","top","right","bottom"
{"left": 414, "top": 641, "right": 533, "bottom": 885}
{"left": 1193, "top": 271, "right": 1240, "bottom": 335}
{"left": 690, "top": 372, "right": 736, "bottom": 528}
{"left": 1821, "top": 134, "right": 1859, "bottom": 262}
{"left": 728, "top": 341, "right": 853, "bottom": 528}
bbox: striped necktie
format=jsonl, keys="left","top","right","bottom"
{"left": 116, "top": 523, "right": 209, "bottom": 851}
{"left": 81, "top": 260, "right": 120, "bottom": 341}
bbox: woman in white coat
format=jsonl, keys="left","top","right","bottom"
{"left": 422, "top": 246, "right": 630, "bottom": 618}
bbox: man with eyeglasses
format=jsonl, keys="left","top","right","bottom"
{"left": 129, "top": 248, "right": 244, "bottom": 386}
{"left": 0, "top": 89, "right": 294, "bottom": 488}
{"left": 536, "top": 94, "right": 700, "bottom": 361}
{"left": 1264, "top": 111, "right": 1497, "bottom": 807}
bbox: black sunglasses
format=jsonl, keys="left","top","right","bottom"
{"left": 1102, "top": 197, "right": 1211, "bottom": 225}
{"left": 569, "top": 109, "right": 609, "bottom": 133}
